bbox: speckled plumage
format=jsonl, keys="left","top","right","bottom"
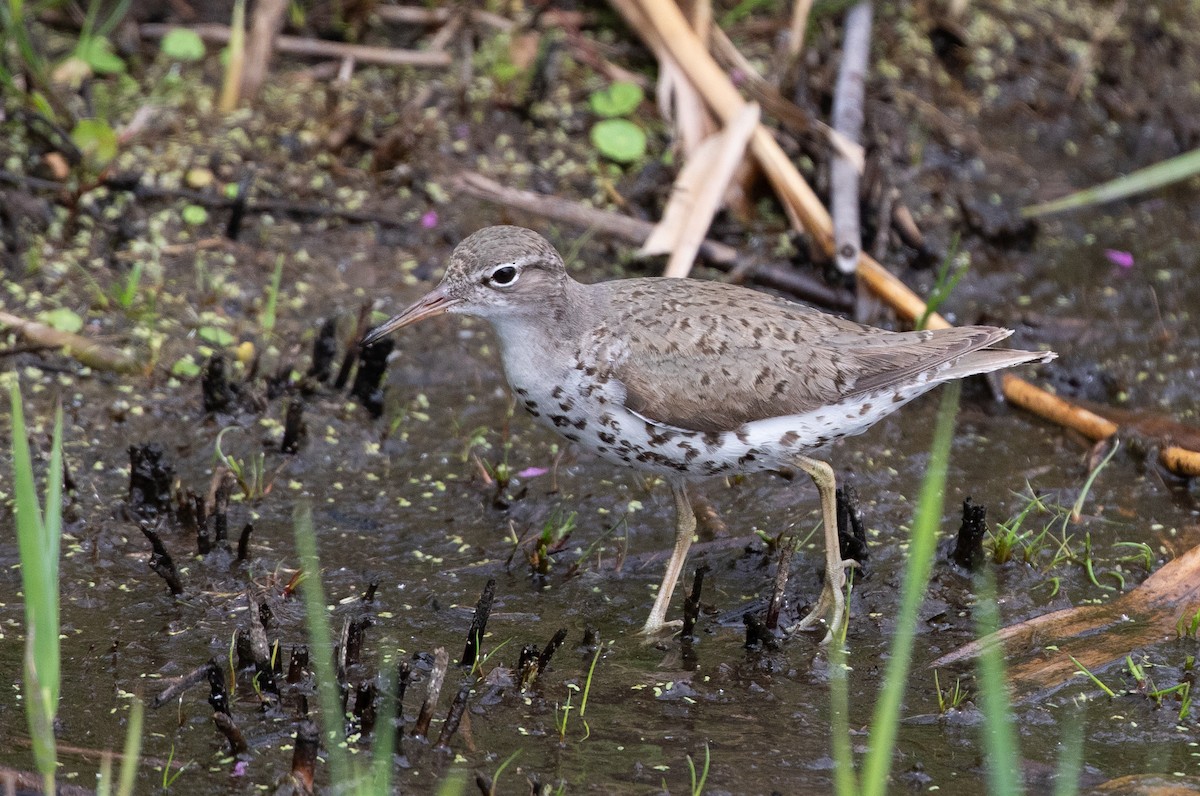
{"left": 365, "top": 226, "right": 1055, "bottom": 640}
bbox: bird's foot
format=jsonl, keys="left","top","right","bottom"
{"left": 638, "top": 617, "right": 683, "bottom": 640}
{"left": 789, "top": 559, "right": 857, "bottom": 645}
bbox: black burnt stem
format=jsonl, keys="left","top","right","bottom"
{"left": 535, "top": 628, "right": 569, "bottom": 679}
{"left": 350, "top": 336, "right": 392, "bottom": 418}
{"left": 152, "top": 660, "right": 219, "bottom": 708}
{"left": 127, "top": 443, "right": 174, "bottom": 520}
{"left": 308, "top": 317, "right": 338, "bottom": 383}
{"left": 836, "top": 485, "right": 869, "bottom": 564}
{"left": 281, "top": 399, "right": 307, "bottom": 453}
{"left": 412, "top": 647, "right": 449, "bottom": 740}
{"left": 951, "top": 497, "right": 988, "bottom": 571}
{"left": 681, "top": 565, "right": 709, "bottom": 640}
{"left": 236, "top": 522, "right": 254, "bottom": 562}
{"left": 460, "top": 578, "right": 497, "bottom": 668}
{"left": 432, "top": 681, "right": 473, "bottom": 753}
{"left": 289, "top": 720, "right": 320, "bottom": 793}
{"left": 212, "top": 711, "right": 248, "bottom": 755}
{"left": 141, "top": 521, "right": 185, "bottom": 596}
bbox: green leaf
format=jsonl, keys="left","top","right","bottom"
{"left": 181, "top": 205, "right": 209, "bottom": 225}
{"left": 198, "top": 326, "right": 234, "bottom": 346}
{"left": 75, "top": 36, "right": 125, "bottom": 74}
{"left": 70, "top": 119, "right": 118, "bottom": 167}
{"left": 590, "top": 119, "right": 647, "bottom": 163}
{"left": 171, "top": 357, "right": 202, "bottom": 378}
{"left": 589, "top": 81, "right": 644, "bottom": 118}
{"left": 37, "top": 307, "right": 84, "bottom": 334}
{"left": 160, "top": 28, "right": 207, "bottom": 62}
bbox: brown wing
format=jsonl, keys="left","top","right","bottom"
{"left": 589, "top": 278, "right": 1006, "bottom": 433}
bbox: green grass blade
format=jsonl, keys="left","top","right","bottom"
{"left": 9, "top": 379, "right": 59, "bottom": 783}
{"left": 975, "top": 572, "right": 1023, "bottom": 796}
{"left": 115, "top": 696, "right": 145, "bottom": 796}
{"left": 829, "top": 633, "right": 858, "bottom": 796}
{"left": 1022, "top": 147, "right": 1200, "bottom": 218}
{"left": 371, "top": 661, "right": 397, "bottom": 796}
{"left": 293, "top": 503, "right": 352, "bottom": 788}
{"left": 860, "top": 382, "right": 960, "bottom": 796}
{"left": 1052, "top": 713, "right": 1082, "bottom": 796}
{"left": 43, "top": 403, "right": 64, "bottom": 708}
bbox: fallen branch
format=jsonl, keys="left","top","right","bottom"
{"left": 932, "top": 542, "right": 1200, "bottom": 699}
{"left": 829, "top": 1, "right": 871, "bottom": 274}
{"left": 0, "top": 310, "right": 142, "bottom": 374}
{"left": 139, "top": 23, "right": 453, "bottom": 68}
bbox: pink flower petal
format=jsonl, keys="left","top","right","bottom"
{"left": 516, "top": 466, "right": 549, "bottom": 479}
{"left": 1104, "top": 249, "right": 1134, "bottom": 269}
{"left": 420, "top": 210, "right": 439, "bottom": 229}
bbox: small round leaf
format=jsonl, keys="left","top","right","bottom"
{"left": 589, "top": 81, "right": 644, "bottom": 118}
{"left": 181, "top": 205, "right": 209, "bottom": 225}
{"left": 161, "top": 28, "right": 207, "bottom": 62}
{"left": 590, "top": 119, "right": 647, "bottom": 163}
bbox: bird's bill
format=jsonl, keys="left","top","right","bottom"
{"left": 362, "top": 286, "right": 460, "bottom": 345}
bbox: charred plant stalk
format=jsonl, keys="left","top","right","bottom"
{"left": 951, "top": 498, "right": 988, "bottom": 571}
{"left": 213, "top": 711, "right": 249, "bottom": 754}
{"left": 289, "top": 719, "right": 320, "bottom": 793}
{"left": 460, "top": 578, "right": 497, "bottom": 668}
{"left": 152, "top": 660, "right": 219, "bottom": 708}
{"left": 432, "top": 681, "right": 473, "bottom": 753}
{"left": 412, "top": 647, "right": 449, "bottom": 739}
{"left": 681, "top": 565, "right": 709, "bottom": 639}
{"left": 141, "top": 522, "right": 185, "bottom": 596}
{"left": 308, "top": 318, "right": 338, "bottom": 383}
{"left": 535, "top": 628, "right": 569, "bottom": 679}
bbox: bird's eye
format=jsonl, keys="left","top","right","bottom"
{"left": 489, "top": 265, "right": 519, "bottom": 286}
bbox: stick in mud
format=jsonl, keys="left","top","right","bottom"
{"left": 350, "top": 334, "right": 393, "bottom": 417}
{"left": 412, "top": 647, "right": 449, "bottom": 739}
{"left": 836, "top": 485, "right": 869, "bottom": 564}
{"left": 460, "top": 578, "right": 497, "bottom": 668}
{"left": 281, "top": 399, "right": 306, "bottom": 453}
{"left": 681, "top": 565, "right": 709, "bottom": 640}
{"left": 208, "top": 661, "right": 231, "bottom": 716}
{"left": 152, "top": 660, "right": 220, "bottom": 708}
{"left": 765, "top": 537, "right": 792, "bottom": 632}
{"left": 432, "top": 681, "right": 473, "bottom": 753}
{"left": 308, "top": 318, "right": 338, "bottom": 383}
{"left": 224, "top": 174, "right": 253, "bottom": 241}
{"left": 394, "top": 660, "right": 412, "bottom": 758}
{"left": 287, "top": 645, "right": 309, "bottom": 685}
{"left": 353, "top": 680, "right": 378, "bottom": 736}
{"left": 128, "top": 442, "right": 175, "bottom": 520}
{"left": 211, "top": 470, "right": 235, "bottom": 550}
{"left": 213, "top": 711, "right": 249, "bottom": 755}
{"left": 201, "top": 353, "right": 240, "bottom": 413}
{"left": 141, "top": 521, "right": 185, "bottom": 596}
{"left": 289, "top": 720, "right": 320, "bottom": 793}
{"left": 237, "top": 522, "right": 254, "bottom": 562}
{"left": 535, "top": 628, "right": 569, "bottom": 679}
{"left": 362, "top": 575, "right": 381, "bottom": 603}
{"left": 951, "top": 498, "right": 988, "bottom": 571}
{"left": 334, "top": 303, "right": 372, "bottom": 390}
{"left": 743, "top": 612, "right": 776, "bottom": 650}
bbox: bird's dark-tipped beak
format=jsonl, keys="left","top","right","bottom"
{"left": 362, "top": 286, "right": 460, "bottom": 346}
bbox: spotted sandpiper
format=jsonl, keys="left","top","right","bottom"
{"left": 364, "top": 226, "right": 1054, "bottom": 641}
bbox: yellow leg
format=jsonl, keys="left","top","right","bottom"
{"left": 789, "top": 456, "right": 852, "bottom": 644}
{"left": 641, "top": 480, "right": 694, "bottom": 635}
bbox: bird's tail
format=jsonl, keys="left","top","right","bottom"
{"left": 940, "top": 346, "right": 1056, "bottom": 382}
